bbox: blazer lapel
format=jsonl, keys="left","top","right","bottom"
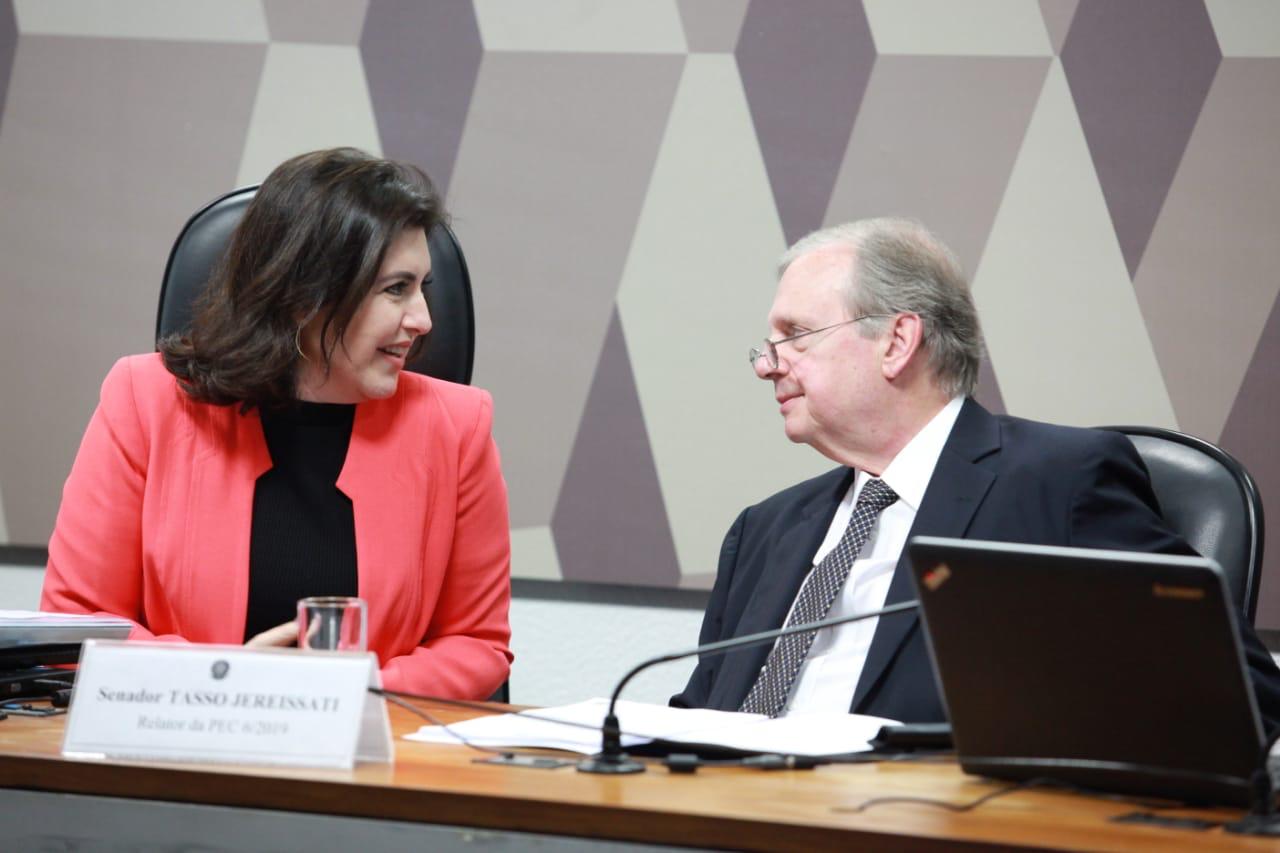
{"left": 335, "top": 388, "right": 427, "bottom": 657}
{"left": 336, "top": 389, "right": 409, "bottom": 573}
{"left": 184, "top": 405, "right": 272, "bottom": 643}
{"left": 851, "top": 399, "right": 1000, "bottom": 712}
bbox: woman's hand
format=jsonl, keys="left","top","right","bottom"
{"left": 245, "top": 620, "right": 298, "bottom": 648}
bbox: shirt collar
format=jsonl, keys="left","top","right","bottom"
{"left": 856, "top": 396, "right": 965, "bottom": 512}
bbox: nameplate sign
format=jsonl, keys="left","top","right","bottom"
{"left": 63, "top": 640, "right": 392, "bottom": 769}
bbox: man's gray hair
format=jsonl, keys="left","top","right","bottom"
{"left": 778, "top": 218, "right": 983, "bottom": 398}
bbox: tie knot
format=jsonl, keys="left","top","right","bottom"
{"left": 857, "top": 478, "right": 898, "bottom": 512}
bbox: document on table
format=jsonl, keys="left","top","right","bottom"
{"left": 403, "top": 697, "right": 898, "bottom": 756}
{"left": 0, "top": 610, "right": 132, "bottom": 646}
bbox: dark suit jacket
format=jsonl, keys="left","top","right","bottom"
{"left": 672, "top": 399, "right": 1280, "bottom": 732}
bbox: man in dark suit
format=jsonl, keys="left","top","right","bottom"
{"left": 671, "top": 218, "right": 1280, "bottom": 731}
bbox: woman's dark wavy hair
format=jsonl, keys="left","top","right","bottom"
{"left": 160, "top": 147, "right": 445, "bottom": 409}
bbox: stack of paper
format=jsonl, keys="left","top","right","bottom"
{"left": 404, "top": 698, "right": 898, "bottom": 756}
{"left": 0, "top": 610, "right": 132, "bottom": 646}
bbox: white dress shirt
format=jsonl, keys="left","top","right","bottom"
{"left": 783, "top": 397, "right": 965, "bottom": 714}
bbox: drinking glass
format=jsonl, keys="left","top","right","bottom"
{"left": 297, "top": 596, "right": 367, "bottom": 652}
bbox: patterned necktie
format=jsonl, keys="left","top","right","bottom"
{"left": 739, "top": 478, "right": 899, "bottom": 717}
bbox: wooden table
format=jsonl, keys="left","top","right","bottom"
{"left": 0, "top": 700, "right": 1273, "bottom": 851}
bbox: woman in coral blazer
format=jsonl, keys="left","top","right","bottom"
{"left": 42, "top": 148, "right": 512, "bottom": 700}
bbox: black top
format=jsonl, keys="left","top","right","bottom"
{"left": 243, "top": 402, "right": 358, "bottom": 642}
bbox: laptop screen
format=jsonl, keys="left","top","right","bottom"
{"left": 907, "top": 536, "right": 1264, "bottom": 806}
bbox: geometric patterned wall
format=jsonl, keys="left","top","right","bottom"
{"left": 2, "top": 1, "right": 1280, "bottom": 626}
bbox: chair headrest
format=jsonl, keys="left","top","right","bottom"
{"left": 157, "top": 186, "right": 475, "bottom": 385}
{"left": 1102, "top": 426, "right": 1262, "bottom": 623}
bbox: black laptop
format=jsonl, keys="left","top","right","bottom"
{"left": 906, "top": 536, "right": 1267, "bottom": 806}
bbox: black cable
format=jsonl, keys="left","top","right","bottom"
{"left": 835, "top": 776, "right": 1193, "bottom": 816}
{"left": 661, "top": 748, "right": 951, "bottom": 774}
{"left": 376, "top": 689, "right": 515, "bottom": 758}
{"left": 663, "top": 753, "right": 832, "bottom": 773}
{"left": 837, "top": 779, "right": 1036, "bottom": 814}
{"left": 370, "top": 686, "right": 660, "bottom": 766}
{"left": 828, "top": 750, "right": 954, "bottom": 766}
{"left": 371, "top": 686, "right": 636, "bottom": 737}
{"left": 368, "top": 687, "right": 513, "bottom": 718}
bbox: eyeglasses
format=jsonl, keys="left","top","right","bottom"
{"left": 748, "top": 315, "right": 893, "bottom": 370}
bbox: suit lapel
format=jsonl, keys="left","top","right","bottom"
{"left": 741, "top": 476, "right": 851, "bottom": 635}
{"left": 851, "top": 399, "right": 1000, "bottom": 712}
{"left": 708, "top": 469, "right": 853, "bottom": 710}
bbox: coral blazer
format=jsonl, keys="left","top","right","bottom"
{"left": 43, "top": 353, "right": 512, "bottom": 699}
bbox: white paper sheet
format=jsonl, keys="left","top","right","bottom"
{"left": 403, "top": 697, "right": 898, "bottom": 756}
{"left": 0, "top": 610, "right": 132, "bottom": 645}
{"left": 0, "top": 609, "right": 131, "bottom": 624}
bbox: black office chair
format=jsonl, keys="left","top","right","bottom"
{"left": 157, "top": 186, "right": 510, "bottom": 704}
{"left": 1100, "top": 426, "right": 1264, "bottom": 624}
{"left": 156, "top": 185, "right": 476, "bottom": 384}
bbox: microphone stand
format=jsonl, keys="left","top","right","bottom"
{"left": 577, "top": 599, "right": 919, "bottom": 774}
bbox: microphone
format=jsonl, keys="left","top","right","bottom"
{"left": 577, "top": 599, "right": 920, "bottom": 774}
